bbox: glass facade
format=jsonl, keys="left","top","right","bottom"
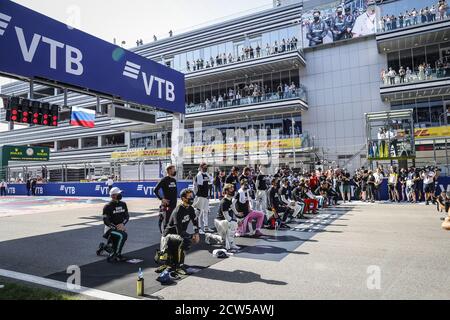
{"left": 185, "top": 69, "right": 302, "bottom": 110}
{"left": 382, "top": 42, "right": 450, "bottom": 85}
{"left": 130, "top": 114, "right": 303, "bottom": 150}
{"left": 392, "top": 96, "right": 450, "bottom": 128}
{"left": 164, "top": 25, "right": 300, "bottom": 73}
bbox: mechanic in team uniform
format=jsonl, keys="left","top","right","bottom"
{"left": 158, "top": 189, "right": 200, "bottom": 275}
{"left": 102, "top": 187, "right": 130, "bottom": 263}
{"left": 331, "top": 6, "right": 347, "bottom": 41}
{"left": 154, "top": 164, "right": 178, "bottom": 233}
{"left": 205, "top": 183, "right": 241, "bottom": 252}
{"left": 193, "top": 162, "right": 212, "bottom": 233}
{"left": 343, "top": 6, "right": 356, "bottom": 39}
{"left": 255, "top": 165, "right": 269, "bottom": 213}
{"left": 307, "top": 10, "right": 328, "bottom": 47}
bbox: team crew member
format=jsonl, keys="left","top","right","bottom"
{"left": 206, "top": 184, "right": 240, "bottom": 252}
{"left": 102, "top": 187, "right": 130, "bottom": 263}
{"left": 331, "top": 6, "right": 346, "bottom": 41}
{"left": 225, "top": 166, "right": 240, "bottom": 191}
{"left": 267, "top": 178, "right": 291, "bottom": 229}
{"left": 0, "top": 180, "right": 7, "bottom": 196}
{"left": 193, "top": 162, "right": 212, "bottom": 233}
{"left": 279, "top": 178, "right": 304, "bottom": 221}
{"left": 307, "top": 10, "right": 328, "bottom": 46}
{"left": 154, "top": 164, "right": 178, "bottom": 232}
{"left": 234, "top": 178, "right": 264, "bottom": 237}
{"left": 159, "top": 189, "right": 200, "bottom": 274}
{"left": 255, "top": 166, "right": 269, "bottom": 212}
{"left": 422, "top": 167, "right": 436, "bottom": 205}
{"left": 239, "top": 167, "right": 256, "bottom": 208}
{"left": 106, "top": 176, "right": 114, "bottom": 193}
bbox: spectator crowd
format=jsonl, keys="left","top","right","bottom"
{"left": 186, "top": 36, "right": 299, "bottom": 73}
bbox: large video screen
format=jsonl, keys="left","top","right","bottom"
{"left": 302, "top": 0, "right": 381, "bottom": 48}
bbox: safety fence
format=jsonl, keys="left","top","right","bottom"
{"left": 3, "top": 178, "right": 450, "bottom": 200}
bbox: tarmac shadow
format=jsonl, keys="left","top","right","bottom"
{"left": 191, "top": 268, "right": 287, "bottom": 286}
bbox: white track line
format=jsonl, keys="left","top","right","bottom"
{"left": 0, "top": 268, "right": 138, "bottom": 300}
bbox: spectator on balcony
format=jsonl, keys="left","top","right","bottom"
{"left": 420, "top": 8, "right": 427, "bottom": 24}
{"left": 212, "top": 96, "right": 217, "bottom": 109}
{"left": 398, "top": 13, "right": 404, "bottom": 28}
{"left": 379, "top": 16, "right": 385, "bottom": 32}
{"left": 404, "top": 11, "right": 412, "bottom": 27}
{"left": 277, "top": 83, "right": 284, "bottom": 99}
{"left": 210, "top": 57, "right": 215, "bottom": 68}
{"left": 273, "top": 41, "right": 279, "bottom": 54}
{"left": 436, "top": 60, "right": 444, "bottom": 77}
{"left": 256, "top": 45, "right": 261, "bottom": 58}
{"left": 284, "top": 83, "right": 290, "bottom": 98}
{"left": 223, "top": 53, "right": 227, "bottom": 65}
{"left": 406, "top": 67, "right": 412, "bottom": 82}
{"left": 385, "top": 15, "right": 391, "bottom": 30}
{"left": 205, "top": 98, "right": 211, "bottom": 110}
{"left": 430, "top": 5, "right": 437, "bottom": 21}
{"left": 412, "top": 8, "right": 418, "bottom": 24}
{"left": 228, "top": 89, "right": 235, "bottom": 105}
{"left": 249, "top": 46, "right": 254, "bottom": 59}
{"left": 218, "top": 95, "right": 224, "bottom": 109}
{"left": 289, "top": 82, "right": 297, "bottom": 96}
{"left": 265, "top": 43, "right": 270, "bottom": 56}
{"left": 281, "top": 39, "right": 286, "bottom": 52}
{"left": 438, "top": 1, "right": 447, "bottom": 20}
{"left": 425, "top": 63, "right": 432, "bottom": 80}
{"left": 387, "top": 67, "right": 396, "bottom": 85}
{"left": 391, "top": 15, "right": 397, "bottom": 30}
{"left": 399, "top": 66, "right": 406, "bottom": 83}
{"left": 228, "top": 53, "right": 233, "bottom": 63}
{"left": 235, "top": 91, "right": 241, "bottom": 106}
{"left": 292, "top": 36, "right": 298, "bottom": 49}
{"left": 418, "top": 63, "right": 425, "bottom": 80}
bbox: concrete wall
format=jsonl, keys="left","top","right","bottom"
{"left": 300, "top": 37, "right": 390, "bottom": 169}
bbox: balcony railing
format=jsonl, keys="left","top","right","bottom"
{"left": 185, "top": 86, "right": 307, "bottom": 115}
{"left": 381, "top": 67, "right": 450, "bottom": 87}
{"left": 182, "top": 45, "right": 302, "bottom": 75}
{"left": 377, "top": 13, "right": 449, "bottom": 34}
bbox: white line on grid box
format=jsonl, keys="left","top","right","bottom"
{"left": 0, "top": 21, "right": 8, "bottom": 29}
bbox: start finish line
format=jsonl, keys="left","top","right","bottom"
{"left": 0, "top": 0, "right": 185, "bottom": 114}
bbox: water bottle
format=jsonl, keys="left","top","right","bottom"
{"left": 137, "top": 268, "right": 144, "bottom": 297}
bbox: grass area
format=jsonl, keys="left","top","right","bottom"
{"left": 0, "top": 280, "right": 79, "bottom": 300}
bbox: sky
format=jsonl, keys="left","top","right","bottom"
{"left": 13, "top": 0, "right": 273, "bottom": 45}
{"left": 0, "top": 0, "right": 273, "bottom": 86}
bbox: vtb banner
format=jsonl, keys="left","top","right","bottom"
{"left": 0, "top": 1, "right": 185, "bottom": 114}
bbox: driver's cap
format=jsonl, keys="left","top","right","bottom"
{"left": 109, "top": 187, "right": 123, "bottom": 196}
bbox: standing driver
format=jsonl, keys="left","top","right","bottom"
{"left": 102, "top": 187, "right": 130, "bottom": 263}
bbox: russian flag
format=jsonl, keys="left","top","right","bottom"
{"left": 70, "top": 107, "right": 96, "bottom": 128}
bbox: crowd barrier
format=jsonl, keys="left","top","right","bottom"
{"left": 4, "top": 177, "right": 450, "bottom": 200}
{"left": 5, "top": 181, "right": 193, "bottom": 198}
